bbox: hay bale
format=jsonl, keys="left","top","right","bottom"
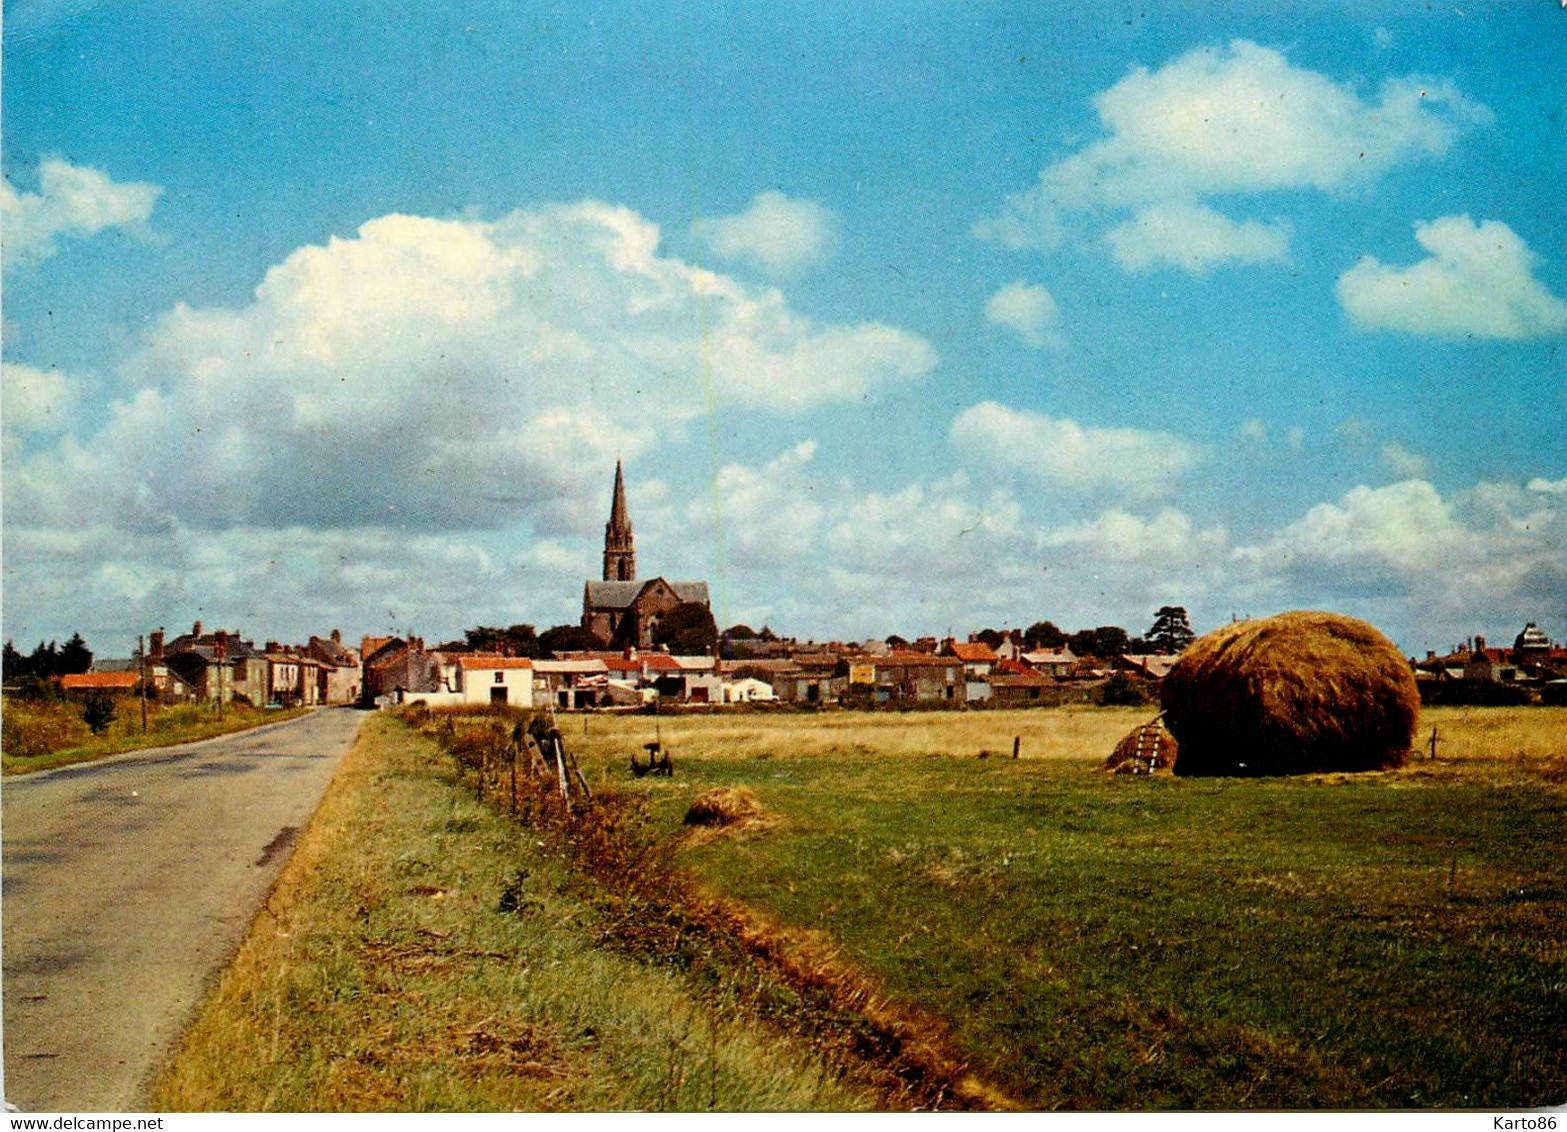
{"left": 1161, "top": 611, "right": 1418, "bottom": 776}
{"left": 684, "top": 786, "right": 767, "bottom": 827}
{"left": 1103, "top": 720, "right": 1178, "bottom": 775}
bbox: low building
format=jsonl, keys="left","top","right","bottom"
{"left": 453, "top": 656, "right": 534, "bottom": 707}
{"left": 944, "top": 639, "right": 1000, "bottom": 703}
{"left": 1021, "top": 647, "right": 1077, "bottom": 678}
{"left": 60, "top": 672, "right": 140, "bottom": 695}
{"left": 852, "top": 652, "right": 962, "bottom": 705}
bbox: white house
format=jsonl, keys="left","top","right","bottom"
{"left": 453, "top": 656, "right": 534, "bottom": 706}
{"left": 723, "top": 677, "right": 777, "bottom": 703}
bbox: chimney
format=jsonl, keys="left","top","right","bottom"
{"left": 1475, "top": 635, "right": 1486, "bottom": 653}
{"left": 266, "top": 641, "right": 281, "bottom": 653}
{"left": 1426, "top": 650, "right": 1436, "bottom": 661}
{"left": 193, "top": 620, "right": 203, "bottom": 638}
{"left": 150, "top": 629, "right": 165, "bottom": 658}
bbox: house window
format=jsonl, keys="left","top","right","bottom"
{"left": 495, "top": 671, "right": 505, "bottom": 683}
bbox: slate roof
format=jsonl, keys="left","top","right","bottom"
{"left": 584, "top": 578, "right": 710, "bottom": 610}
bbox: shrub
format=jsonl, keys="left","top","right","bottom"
{"left": 82, "top": 691, "right": 117, "bottom": 734}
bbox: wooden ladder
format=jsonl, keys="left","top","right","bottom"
{"left": 1132, "top": 717, "right": 1164, "bottom": 775}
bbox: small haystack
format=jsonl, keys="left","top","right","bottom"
{"left": 684, "top": 786, "right": 771, "bottom": 829}
{"left": 1161, "top": 611, "right": 1418, "bottom": 776}
{"left": 1103, "top": 719, "right": 1178, "bottom": 775}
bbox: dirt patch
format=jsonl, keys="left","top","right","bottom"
{"left": 255, "top": 825, "right": 300, "bottom": 866}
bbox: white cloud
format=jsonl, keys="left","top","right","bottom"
{"left": 976, "top": 39, "right": 1488, "bottom": 275}
{"left": 1234, "top": 478, "right": 1567, "bottom": 631}
{"left": 5, "top": 202, "right": 936, "bottom": 539}
{"left": 1, "top": 157, "right": 162, "bottom": 266}
{"left": 691, "top": 190, "right": 839, "bottom": 277}
{"left": 1381, "top": 441, "right": 1430, "bottom": 480}
{"left": 1336, "top": 216, "right": 1567, "bottom": 340}
{"left": 2, "top": 362, "right": 78, "bottom": 434}
{"left": 950, "top": 400, "right": 1202, "bottom": 498}
{"left": 1528, "top": 476, "right": 1567, "bottom": 495}
{"left": 1104, "top": 202, "right": 1290, "bottom": 275}
{"left": 699, "top": 441, "right": 827, "bottom": 567}
{"left": 1237, "top": 419, "right": 1269, "bottom": 445}
{"left": 1043, "top": 506, "right": 1226, "bottom": 565}
{"left": 985, "top": 281, "right": 1064, "bottom": 349}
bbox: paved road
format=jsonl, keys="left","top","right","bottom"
{"left": 2, "top": 708, "right": 366, "bottom": 1112}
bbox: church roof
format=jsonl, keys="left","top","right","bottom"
{"left": 584, "top": 578, "right": 710, "bottom": 610}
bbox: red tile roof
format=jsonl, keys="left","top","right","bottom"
{"left": 454, "top": 656, "right": 533, "bottom": 670}
{"left": 948, "top": 642, "right": 999, "bottom": 662}
{"left": 61, "top": 672, "right": 140, "bottom": 690}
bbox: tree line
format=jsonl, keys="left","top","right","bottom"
{"left": 3, "top": 634, "right": 94, "bottom": 683}
{"left": 964, "top": 606, "right": 1196, "bottom": 657}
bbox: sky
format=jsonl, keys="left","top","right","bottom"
{"left": 3, "top": 0, "right": 1565, "bottom": 659}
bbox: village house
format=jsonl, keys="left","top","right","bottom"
{"left": 161, "top": 622, "right": 267, "bottom": 705}
{"left": 360, "top": 636, "right": 446, "bottom": 704}
{"left": 1021, "top": 646, "right": 1077, "bottom": 678}
{"left": 943, "top": 639, "right": 1000, "bottom": 703}
{"left": 852, "top": 652, "right": 962, "bottom": 705}
{"left": 307, "top": 634, "right": 361, "bottom": 704}
{"left": 985, "top": 660, "right": 1055, "bottom": 705}
{"left": 60, "top": 671, "right": 141, "bottom": 696}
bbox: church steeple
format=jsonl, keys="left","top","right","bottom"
{"left": 602, "top": 460, "right": 636, "bottom": 581}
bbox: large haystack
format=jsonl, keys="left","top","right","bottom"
{"left": 1161, "top": 611, "right": 1418, "bottom": 776}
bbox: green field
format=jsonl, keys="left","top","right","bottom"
{"left": 163, "top": 704, "right": 1566, "bottom": 1111}
{"left": 565, "top": 705, "right": 1566, "bottom": 1109}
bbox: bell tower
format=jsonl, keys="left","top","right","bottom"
{"left": 602, "top": 460, "right": 636, "bottom": 582}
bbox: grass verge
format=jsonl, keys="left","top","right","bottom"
{"left": 2, "top": 698, "right": 309, "bottom": 776}
{"left": 155, "top": 712, "right": 875, "bottom": 1112}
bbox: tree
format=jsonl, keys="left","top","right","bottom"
{"left": 59, "top": 632, "right": 94, "bottom": 675}
{"left": 972, "top": 628, "right": 1005, "bottom": 649}
{"left": 458, "top": 624, "right": 540, "bottom": 657}
{"left": 83, "top": 691, "right": 117, "bottom": 734}
{"left": 1145, "top": 606, "right": 1196, "bottom": 653}
{"left": 1068, "top": 626, "right": 1131, "bottom": 658}
{"left": 28, "top": 640, "right": 60, "bottom": 679}
{"left": 885, "top": 634, "right": 909, "bottom": 649}
{"left": 538, "top": 624, "right": 605, "bottom": 656}
{"left": 724, "top": 624, "right": 759, "bottom": 640}
{"left": 1023, "top": 621, "right": 1066, "bottom": 650}
{"left": 653, "top": 603, "right": 718, "bottom": 656}
{"left": 2, "top": 640, "right": 25, "bottom": 682}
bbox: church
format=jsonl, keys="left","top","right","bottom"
{"left": 581, "top": 462, "right": 711, "bottom": 650}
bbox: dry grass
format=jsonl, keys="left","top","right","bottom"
{"left": 2, "top": 696, "right": 307, "bottom": 775}
{"left": 573, "top": 705, "right": 1150, "bottom": 766}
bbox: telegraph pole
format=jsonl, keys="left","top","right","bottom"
{"left": 138, "top": 634, "right": 148, "bottom": 734}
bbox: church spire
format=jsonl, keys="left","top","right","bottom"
{"left": 602, "top": 460, "right": 636, "bottom": 581}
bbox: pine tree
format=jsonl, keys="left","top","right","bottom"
{"left": 59, "top": 632, "right": 94, "bottom": 675}
{"left": 1146, "top": 606, "right": 1196, "bottom": 653}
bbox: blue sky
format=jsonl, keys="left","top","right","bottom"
{"left": 3, "top": 0, "right": 1564, "bottom": 658}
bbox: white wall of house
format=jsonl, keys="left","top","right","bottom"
{"left": 724, "top": 677, "right": 776, "bottom": 703}
{"left": 456, "top": 662, "right": 534, "bottom": 706}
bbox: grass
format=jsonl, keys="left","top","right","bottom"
{"left": 155, "top": 713, "right": 875, "bottom": 1112}
{"left": 1, "top": 695, "right": 309, "bottom": 775}
{"left": 565, "top": 704, "right": 1567, "bottom": 1110}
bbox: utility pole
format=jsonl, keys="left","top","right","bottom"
{"left": 138, "top": 634, "right": 148, "bottom": 734}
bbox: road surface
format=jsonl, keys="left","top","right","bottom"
{"left": 2, "top": 708, "right": 365, "bottom": 1112}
